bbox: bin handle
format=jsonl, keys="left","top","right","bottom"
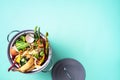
{"left": 7, "top": 30, "right": 20, "bottom": 42}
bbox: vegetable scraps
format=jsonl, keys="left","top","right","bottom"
{"left": 8, "top": 26, "right": 49, "bottom": 73}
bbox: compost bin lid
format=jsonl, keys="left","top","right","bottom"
{"left": 52, "top": 58, "right": 86, "bottom": 80}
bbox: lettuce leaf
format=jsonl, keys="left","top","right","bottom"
{"left": 15, "top": 40, "right": 29, "bottom": 51}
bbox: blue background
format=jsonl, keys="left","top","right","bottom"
{"left": 0, "top": 0, "right": 120, "bottom": 80}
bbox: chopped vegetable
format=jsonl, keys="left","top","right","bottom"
{"left": 46, "top": 42, "right": 49, "bottom": 49}
{"left": 29, "top": 50, "right": 38, "bottom": 55}
{"left": 38, "top": 27, "right": 40, "bottom": 39}
{"left": 34, "top": 26, "right": 41, "bottom": 40}
{"left": 38, "top": 54, "right": 45, "bottom": 65}
{"left": 34, "top": 42, "right": 38, "bottom": 47}
{"left": 10, "top": 47, "right": 18, "bottom": 56}
{"left": 29, "top": 50, "right": 39, "bottom": 59}
{"left": 37, "top": 39, "right": 44, "bottom": 48}
{"left": 40, "top": 51, "right": 44, "bottom": 56}
{"left": 25, "top": 34, "right": 34, "bottom": 43}
{"left": 15, "top": 54, "right": 21, "bottom": 63}
{"left": 33, "top": 54, "right": 39, "bottom": 59}
{"left": 26, "top": 64, "right": 35, "bottom": 72}
{"left": 46, "top": 32, "right": 48, "bottom": 37}
{"left": 18, "top": 57, "right": 34, "bottom": 72}
{"left": 34, "top": 26, "right": 38, "bottom": 36}
{"left": 19, "top": 50, "right": 23, "bottom": 55}
{"left": 45, "top": 32, "right": 49, "bottom": 54}
{"left": 38, "top": 43, "right": 44, "bottom": 48}
{"left": 20, "top": 36, "right": 25, "bottom": 42}
{"left": 20, "top": 57, "right": 28, "bottom": 66}
{"left": 15, "top": 40, "right": 29, "bottom": 51}
{"left": 34, "top": 26, "right": 39, "bottom": 40}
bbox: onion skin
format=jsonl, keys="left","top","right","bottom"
{"left": 25, "top": 34, "right": 34, "bottom": 43}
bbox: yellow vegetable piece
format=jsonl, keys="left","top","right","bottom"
{"left": 16, "top": 54, "right": 21, "bottom": 63}
{"left": 45, "top": 42, "right": 49, "bottom": 54}
{"left": 46, "top": 42, "right": 49, "bottom": 49}
{"left": 38, "top": 54, "right": 45, "bottom": 65}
